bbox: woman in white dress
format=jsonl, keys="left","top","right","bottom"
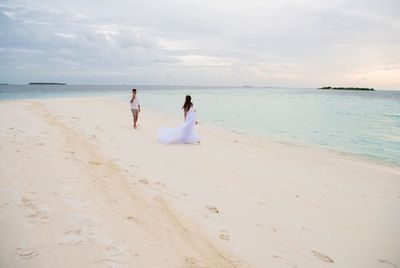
{"left": 158, "top": 95, "right": 200, "bottom": 144}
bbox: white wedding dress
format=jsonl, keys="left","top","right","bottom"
{"left": 158, "top": 107, "right": 200, "bottom": 144}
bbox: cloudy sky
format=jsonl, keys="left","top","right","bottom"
{"left": 1, "top": 0, "right": 399, "bottom": 88}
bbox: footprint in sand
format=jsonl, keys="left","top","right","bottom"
{"left": 15, "top": 248, "right": 39, "bottom": 259}
{"left": 206, "top": 205, "right": 219, "bottom": 214}
{"left": 302, "top": 227, "right": 319, "bottom": 234}
{"left": 20, "top": 197, "right": 50, "bottom": 223}
{"left": 270, "top": 227, "right": 278, "bottom": 232}
{"left": 155, "top": 181, "right": 166, "bottom": 187}
{"left": 271, "top": 255, "right": 282, "bottom": 259}
{"left": 126, "top": 216, "right": 142, "bottom": 224}
{"left": 28, "top": 210, "right": 50, "bottom": 223}
{"left": 311, "top": 250, "right": 334, "bottom": 263}
{"left": 183, "top": 257, "right": 198, "bottom": 266}
{"left": 379, "top": 259, "right": 399, "bottom": 268}
{"left": 219, "top": 230, "right": 230, "bottom": 241}
{"left": 88, "top": 161, "right": 102, "bottom": 165}
{"left": 106, "top": 245, "right": 128, "bottom": 261}
{"left": 59, "top": 229, "right": 95, "bottom": 246}
{"left": 95, "top": 245, "right": 129, "bottom": 268}
{"left": 271, "top": 254, "right": 298, "bottom": 267}
{"left": 62, "top": 150, "right": 75, "bottom": 155}
{"left": 139, "top": 179, "right": 149, "bottom": 184}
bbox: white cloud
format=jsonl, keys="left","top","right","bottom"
{"left": 55, "top": 32, "right": 77, "bottom": 39}
{"left": 171, "top": 55, "right": 234, "bottom": 67}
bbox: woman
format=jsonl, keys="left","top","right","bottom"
{"left": 158, "top": 95, "right": 200, "bottom": 144}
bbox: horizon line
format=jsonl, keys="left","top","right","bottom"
{"left": 1, "top": 83, "right": 399, "bottom": 90}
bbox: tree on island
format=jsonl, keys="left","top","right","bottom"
{"left": 319, "top": 86, "right": 374, "bottom": 91}
{"left": 29, "top": 82, "right": 67, "bottom": 85}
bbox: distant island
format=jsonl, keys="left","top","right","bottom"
{"left": 0, "top": 83, "right": 9, "bottom": 85}
{"left": 29, "top": 82, "right": 67, "bottom": 85}
{"left": 319, "top": 86, "right": 374, "bottom": 91}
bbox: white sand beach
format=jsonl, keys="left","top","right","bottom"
{"left": 0, "top": 97, "right": 399, "bottom": 268}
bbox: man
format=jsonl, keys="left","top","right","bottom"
{"left": 130, "top": 88, "right": 141, "bottom": 129}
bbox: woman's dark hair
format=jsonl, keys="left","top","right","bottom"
{"left": 182, "top": 95, "right": 193, "bottom": 112}
{"left": 130, "top": 88, "right": 137, "bottom": 103}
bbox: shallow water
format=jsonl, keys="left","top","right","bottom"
{"left": 1, "top": 85, "right": 399, "bottom": 166}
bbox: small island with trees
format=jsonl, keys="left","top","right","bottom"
{"left": 29, "top": 82, "right": 67, "bottom": 85}
{"left": 319, "top": 86, "right": 374, "bottom": 91}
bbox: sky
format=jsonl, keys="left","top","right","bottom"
{"left": 0, "top": 0, "right": 399, "bottom": 88}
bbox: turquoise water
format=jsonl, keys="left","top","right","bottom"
{"left": 1, "top": 85, "right": 400, "bottom": 166}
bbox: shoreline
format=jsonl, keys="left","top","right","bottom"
{"left": 190, "top": 119, "right": 400, "bottom": 171}
{"left": 3, "top": 96, "right": 398, "bottom": 169}
{"left": 179, "top": 120, "right": 400, "bottom": 171}
{"left": 1, "top": 97, "right": 399, "bottom": 267}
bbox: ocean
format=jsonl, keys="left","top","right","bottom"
{"left": 1, "top": 84, "right": 399, "bottom": 166}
